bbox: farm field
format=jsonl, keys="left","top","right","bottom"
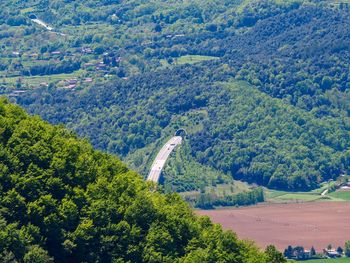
{"left": 197, "top": 202, "right": 350, "bottom": 251}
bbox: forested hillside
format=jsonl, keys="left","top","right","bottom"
{"left": 14, "top": 0, "right": 350, "bottom": 192}
{"left": 18, "top": 71, "right": 350, "bottom": 191}
{"left": 0, "top": 99, "right": 283, "bottom": 262}
{"left": 0, "top": 0, "right": 302, "bottom": 90}
{"left": 2, "top": 0, "right": 350, "bottom": 193}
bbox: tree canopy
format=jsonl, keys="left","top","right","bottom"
{"left": 0, "top": 98, "right": 276, "bottom": 262}
{"left": 14, "top": 1, "right": 350, "bottom": 191}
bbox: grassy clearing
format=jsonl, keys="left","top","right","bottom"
{"left": 176, "top": 55, "right": 219, "bottom": 65}
{"left": 1, "top": 70, "right": 86, "bottom": 88}
{"left": 20, "top": 7, "right": 35, "bottom": 14}
{"left": 297, "top": 258, "right": 350, "bottom": 263}
{"left": 265, "top": 178, "right": 350, "bottom": 203}
{"left": 205, "top": 181, "right": 251, "bottom": 197}
{"left": 274, "top": 193, "right": 323, "bottom": 202}
{"left": 265, "top": 189, "right": 326, "bottom": 203}
{"left": 329, "top": 191, "right": 350, "bottom": 201}
{"left": 264, "top": 189, "right": 289, "bottom": 199}
{"left": 311, "top": 181, "right": 338, "bottom": 194}
{"left": 161, "top": 55, "right": 219, "bottom": 67}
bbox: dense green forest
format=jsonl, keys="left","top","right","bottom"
{"left": 2, "top": 0, "right": 350, "bottom": 261}
{"left": 0, "top": 99, "right": 287, "bottom": 262}
{"left": 2, "top": 0, "right": 350, "bottom": 192}
{"left": 18, "top": 75, "right": 350, "bottom": 191}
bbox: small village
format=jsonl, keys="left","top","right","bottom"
{"left": 284, "top": 245, "right": 350, "bottom": 260}
{"left": 2, "top": 44, "right": 127, "bottom": 93}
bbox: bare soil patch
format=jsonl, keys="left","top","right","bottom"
{"left": 197, "top": 202, "right": 350, "bottom": 251}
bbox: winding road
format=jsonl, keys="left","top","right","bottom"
{"left": 147, "top": 136, "right": 182, "bottom": 183}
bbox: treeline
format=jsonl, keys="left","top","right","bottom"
{"left": 21, "top": 59, "right": 81, "bottom": 76}
{"left": 0, "top": 98, "right": 284, "bottom": 262}
{"left": 195, "top": 188, "right": 264, "bottom": 209}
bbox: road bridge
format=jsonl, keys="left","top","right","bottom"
{"left": 147, "top": 136, "right": 182, "bottom": 183}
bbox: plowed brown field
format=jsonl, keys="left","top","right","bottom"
{"left": 197, "top": 202, "right": 350, "bottom": 251}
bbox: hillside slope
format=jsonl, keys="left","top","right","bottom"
{"left": 0, "top": 98, "right": 279, "bottom": 262}
{"left": 17, "top": 74, "right": 350, "bottom": 191}
{"left": 6, "top": 0, "right": 350, "bottom": 192}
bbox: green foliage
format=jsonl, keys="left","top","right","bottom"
{"left": 345, "top": 240, "right": 350, "bottom": 257}
{"left": 163, "top": 141, "right": 232, "bottom": 193}
{"left": 265, "top": 245, "right": 287, "bottom": 263}
{"left": 0, "top": 98, "right": 277, "bottom": 262}
{"left": 195, "top": 187, "right": 264, "bottom": 209}
{"left": 18, "top": 75, "right": 350, "bottom": 191}
{"left": 23, "top": 245, "right": 53, "bottom": 263}
{"left": 191, "top": 82, "right": 349, "bottom": 190}
{"left": 3, "top": 0, "right": 350, "bottom": 193}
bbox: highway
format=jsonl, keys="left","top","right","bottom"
{"left": 147, "top": 136, "right": 182, "bottom": 183}
{"left": 31, "top": 19, "right": 53, "bottom": 31}
{"left": 31, "top": 19, "right": 66, "bottom": 36}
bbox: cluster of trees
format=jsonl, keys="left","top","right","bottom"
{"left": 162, "top": 141, "right": 233, "bottom": 193}
{"left": 0, "top": 98, "right": 285, "bottom": 262}
{"left": 6, "top": 15, "right": 28, "bottom": 26}
{"left": 284, "top": 245, "right": 317, "bottom": 260}
{"left": 41, "top": 0, "right": 244, "bottom": 27}
{"left": 202, "top": 5, "right": 350, "bottom": 116}
{"left": 236, "top": 0, "right": 301, "bottom": 28}
{"left": 347, "top": 241, "right": 350, "bottom": 257}
{"left": 190, "top": 82, "right": 350, "bottom": 190}
{"left": 195, "top": 188, "right": 264, "bottom": 209}
{"left": 0, "top": 0, "right": 33, "bottom": 25}
{"left": 22, "top": 59, "right": 81, "bottom": 76}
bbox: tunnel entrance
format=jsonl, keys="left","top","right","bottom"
{"left": 174, "top": 128, "right": 187, "bottom": 138}
{"left": 29, "top": 14, "right": 37, "bottom": 20}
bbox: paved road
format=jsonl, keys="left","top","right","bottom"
{"left": 31, "top": 19, "right": 67, "bottom": 36}
{"left": 147, "top": 136, "right": 182, "bottom": 183}
{"left": 31, "top": 19, "right": 54, "bottom": 31}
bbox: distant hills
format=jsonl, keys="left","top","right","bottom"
{"left": 1, "top": 0, "right": 349, "bottom": 193}
{"left": 15, "top": 1, "right": 350, "bottom": 192}
{"left": 0, "top": 0, "right": 349, "bottom": 260}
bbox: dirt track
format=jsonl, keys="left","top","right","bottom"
{"left": 197, "top": 202, "right": 350, "bottom": 251}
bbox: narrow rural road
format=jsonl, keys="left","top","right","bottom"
{"left": 147, "top": 136, "right": 182, "bottom": 183}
